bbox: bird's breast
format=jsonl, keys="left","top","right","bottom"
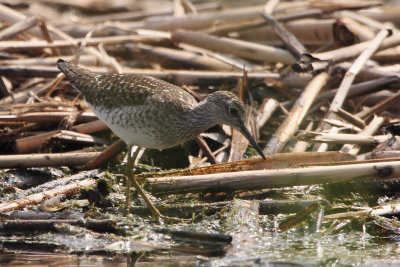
{"left": 87, "top": 102, "right": 193, "bottom": 149}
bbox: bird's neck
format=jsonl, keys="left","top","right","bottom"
{"left": 183, "top": 100, "right": 220, "bottom": 136}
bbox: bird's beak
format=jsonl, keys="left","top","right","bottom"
{"left": 239, "top": 126, "right": 266, "bottom": 160}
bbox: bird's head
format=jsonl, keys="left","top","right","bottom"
{"left": 206, "top": 91, "right": 266, "bottom": 159}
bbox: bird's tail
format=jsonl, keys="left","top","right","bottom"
{"left": 57, "top": 59, "right": 98, "bottom": 93}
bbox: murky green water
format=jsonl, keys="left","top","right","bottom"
{"left": 2, "top": 229, "right": 400, "bottom": 266}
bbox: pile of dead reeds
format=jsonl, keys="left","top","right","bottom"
{"left": 2, "top": 0, "right": 400, "bottom": 260}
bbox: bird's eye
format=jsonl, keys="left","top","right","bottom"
{"left": 229, "top": 107, "right": 238, "bottom": 116}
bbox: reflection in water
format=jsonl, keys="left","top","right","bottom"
{"left": 0, "top": 252, "right": 201, "bottom": 267}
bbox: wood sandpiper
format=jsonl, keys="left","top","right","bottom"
{"left": 57, "top": 59, "right": 265, "bottom": 222}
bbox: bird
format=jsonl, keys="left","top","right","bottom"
{"left": 57, "top": 59, "right": 265, "bottom": 222}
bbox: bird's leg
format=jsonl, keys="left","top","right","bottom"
{"left": 124, "top": 146, "right": 138, "bottom": 216}
{"left": 124, "top": 146, "right": 189, "bottom": 223}
{"left": 125, "top": 146, "right": 162, "bottom": 220}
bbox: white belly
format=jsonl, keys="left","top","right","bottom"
{"left": 89, "top": 103, "right": 179, "bottom": 149}
{"left": 108, "top": 121, "right": 164, "bottom": 148}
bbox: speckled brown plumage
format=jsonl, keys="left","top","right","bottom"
{"left": 57, "top": 59, "right": 265, "bottom": 158}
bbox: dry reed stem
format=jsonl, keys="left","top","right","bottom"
{"left": 264, "top": 72, "right": 328, "bottom": 154}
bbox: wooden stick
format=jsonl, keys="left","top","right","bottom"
{"left": 86, "top": 139, "right": 126, "bottom": 169}
{"left": 1, "top": 219, "right": 117, "bottom": 233}
{"left": 259, "top": 199, "right": 322, "bottom": 215}
{"left": 0, "top": 35, "right": 168, "bottom": 51}
{"left": 0, "top": 65, "right": 279, "bottom": 86}
{"left": 0, "top": 76, "right": 11, "bottom": 98}
{"left": 356, "top": 89, "right": 400, "bottom": 119}
{"left": 194, "top": 135, "right": 218, "bottom": 164}
{"left": 13, "top": 120, "right": 108, "bottom": 154}
{"left": 229, "top": 72, "right": 251, "bottom": 161}
{"left": 262, "top": 13, "right": 308, "bottom": 60}
{"left": 235, "top": 18, "right": 343, "bottom": 47}
{"left": 139, "top": 151, "right": 355, "bottom": 180}
{"left": 0, "top": 151, "right": 101, "bottom": 168}
{"left": 142, "top": 5, "right": 266, "bottom": 31}
{"left": 332, "top": 107, "right": 366, "bottom": 128}
{"left": 324, "top": 201, "right": 400, "bottom": 220}
{"left": 335, "top": 15, "right": 375, "bottom": 42}
{"left": 0, "top": 16, "right": 40, "bottom": 41}
{"left": 147, "top": 160, "right": 400, "bottom": 193}
{"left": 322, "top": 119, "right": 362, "bottom": 133}
{"left": 136, "top": 43, "right": 236, "bottom": 70}
{"left": 0, "top": 111, "right": 97, "bottom": 123}
{"left": 0, "top": 177, "right": 96, "bottom": 212}
{"left": 14, "top": 129, "right": 107, "bottom": 154}
{"left": 334, "top": 62, "right": 400, "bottom": 81}
{"left": 83, "top": 2, "right": 220, "bottom": 23}
{"left": 309, "top": 0, "right": 382, "bottom": 12}
{"left": 178, "top": 43, "right": 256, "bottom": 71}
{"left": 263, "top": 0, "right": 280, "bottom": 14}
{"left": 299, "top": 132, "right": 388, "bottom": 145}
{"left": 316, "top": 29, "right": 390, "bottom": 152}
{"left": 38, "top": 19, "right": 60, "bottom": 57}
{"left": 332, "top": 29, "right": 390, "bottom": 109}
{"left": 264, "top": 72, "right": 328, "bottom": 154}
{"left": 207, "top": 9, "right": 323, "bottom": 43}
{"left": 1, "top": 54, "right": 97, "bottom": 66}
{"left": 171, "top": 30, "right": 296, "bottom": 64}
{"left": 278, "top": 202, "right": 319, "bottom": 232}
{"left": 340, "top": 116, "right": 385, "bottom": 155}
{"left": 255, "top": 98, "right": 279, "bottom": 132}
{"left": 0, "top": 4, "right": 45, "bottom": 38}
{"left": 73, "top": 120, "right": 108, "bottom": 134}
{"left": 313, "top": 29, "right": 394, "bottom": 61}
{"left": 361, "top": 150, "right": 400, "bottom": 160}
{"left": 292, "top": 121, "right": 313, "bottom": 153}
